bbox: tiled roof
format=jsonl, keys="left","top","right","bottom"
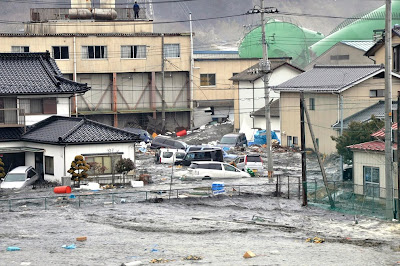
{"left": 274, "top": 65, "right": 384, "bottom": 93}
{"left": 22, "top": 116, "right": 141, "bottom": 144}
{"left": 0, "top": 127, "right": 24, "bottom": 142}
{"left": 371, "top": 123, "right": 397, "bottom": 138}
{"left": 0, "top": 52, "right": 89, "bottom": 95}
{"left": 332, "top": 101, "right": 385, "bottom": 129}
{"left": 230, "top": 61, "right": 303, "bottom": 82}
{"left": 340, "top": 40, "right": 376, "bottom": 52}
{"left": 252, "top": 99, "right": 280, "bottom": 117}
{"left": 347, "top": 140, "right": 397, "bottom": 151}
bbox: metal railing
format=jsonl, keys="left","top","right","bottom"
{"left": 0, "top": 108, "right": 26, "bottom": 129}
{"left": 30, "top": 8, "right": 149, "bottom": 22}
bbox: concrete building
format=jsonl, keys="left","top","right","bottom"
{"left": 305, "top": 40, "right": 376, "bottom": 71}
{"left": 192, "top": 51, "right": 258, "bottom": 124}
{"left": 0, "top": 0, "right": 192, "bottom": 133}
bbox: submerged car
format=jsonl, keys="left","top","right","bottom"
{"left": 233, "top": 154, "right": 264, "bottom": 175}
{"left": 181, "top": 162, "right": 250, "bottom": 180}
{"left": 0, "top": 166, "right": 39, "bottom": 189}
{"left": 217, "top": 133, "right": 248, "bottom": 151}
{"left": 156, "top": 148, "right": 186, "bottom": 164}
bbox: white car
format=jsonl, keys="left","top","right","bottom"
{"left": 0, "top": 166, "right": 39, "bottom": 189}
{"left": 182, "top": 162, "right": 250, "bottom": 180}
{"left": 234, "top": 154, "right": 264, "bottom": 175}
{"left": 156, "top": 148, "right": 186, "bottom": 164}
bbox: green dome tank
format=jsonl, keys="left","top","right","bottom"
{"left": 238, "top": 19, "right": 324, "bottom": 68}
{"left": 310, "top": 2, "right": 400, "bottom": 58}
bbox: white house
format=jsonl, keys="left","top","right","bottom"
{"left": 230, "top": 60, "right": 303, "bottom": 142}
{"left": 0, "top": 116, "right": 141, "bottom": 183}
{"left": 0, "top": 52, "right": 141, "bottom": 183}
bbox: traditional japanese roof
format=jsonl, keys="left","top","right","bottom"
{"left": 230, "top": 61, "right": 303, "bottom": 82}
{"left": 332, "top": 101, "right": 385, "bottom": 130}
{"left": 347, "top": 140, "right": 397, "bottom": 152}
{"left": 0, "top": 127, "right": 24, "bottom": 142}
{"left": 0, "top": 52, "right": 89, "bottom": 95}
{"left": 273, "top": 65, "right": 388, "bottom": 93}
{"left": 371, "top": 123, "right": 397, "bottom": 138}
{"left": 21, "top": 116, "right": 141, "bottom": 144}
{"left": 252, "top": 99, "right": 280, "bottom": 117}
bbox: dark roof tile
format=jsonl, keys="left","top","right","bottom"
{"left": 0, "top": 52, "right": 89, "bottom": 95}
{"left": 22, "top": 116, "right": 141, "bottom": 144}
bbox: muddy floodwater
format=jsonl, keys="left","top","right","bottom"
{"left": 1, "top": 123, "right": 400, "bottom": 265}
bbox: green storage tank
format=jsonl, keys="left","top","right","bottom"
{"left": 238, "top": 19, "right": 324, "bottom": 68}
{"left": 310, "top": 2, "right": 400, "bottom": 58}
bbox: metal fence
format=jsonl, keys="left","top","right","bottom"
{"left": 306, "top": 179, "right": 399, "bottom": 219}
{"left": 1, "top": 177, "right": 398, "bottom": 221}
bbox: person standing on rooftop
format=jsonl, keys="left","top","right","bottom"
{"left": 133, "top": 1, "right": 140, "bottom": 19}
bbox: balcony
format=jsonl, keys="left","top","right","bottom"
{"left": 0, "top": 108, "right": 26, "bottom": 129}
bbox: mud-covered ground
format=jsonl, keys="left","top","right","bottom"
{"left": 1, "top": 122, "right": 400, "bottom": 265}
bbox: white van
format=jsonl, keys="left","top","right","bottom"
{"left": 182, "top": 162, "right": 250, "bottom": 180}
{"left": 156, "top": 148, "right": 186, "bottom": 164}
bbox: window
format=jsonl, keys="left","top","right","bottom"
{"left": 52, "top": 46, "right": 69, "bottom": 60}
{"left": 224, "top": 164, "right": 237, "bottom": 172}
{"left": 164, "top": 44, "right": 180, "bottom": 58}
{"left": 287, "top": 136, "right": 292, "bottom": 147}
{"left": 369, "top": 89, "right": 384, "bottom": 98}
{"left": 200, "top": 74, "right": 216, "bottom": 86}
{"left": 394, "top": 45, "right": 400, "bottom": 72}
{"left": 330, "top": 54, "right": 350, "bottom": 61}
{"left": 12, "top": 46, "right": 29, "bottom": 53}
{"left": 293, "top": 136, "right": 298, "bottom": 145}
{"left": 82, "top": 46, "right": 107, "bottom": 59}
{"left": 363, "top": 166, "right": 380, "bottom": 197}
{"left": 309, "top": 98, "right": 315, "bottom": 110}
{"left": 85, "top": 154, "right": 122, "bottom": 175}
{"left": 19, "top": 98, "right": 57, "bottom": 115}
{"left": 45, "top": 156, "right": 54, "bottom": 175}
{"left": 121, "top": 45, "right": 146, "bottom": 59}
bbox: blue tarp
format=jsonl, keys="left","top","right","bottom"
{"left": 252, "top": 130, "right": 280, "bottom": 145}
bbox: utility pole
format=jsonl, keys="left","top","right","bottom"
{"left": 247, "top": 1, "right": 278, "bottom": 180}
{"left": 260, "top": 0, "right": 273, "bottom": 180}
{"left": 385, "top": 0, "right": 394, "bottom": 219}
{"left": 304, "top": 97, "right": 335, "bottom": 209}
{"left": 300, "top": 92, "right": 307, "bottom": 206}
{"left": 161, "top": 34, "right": 166, "bottom": 134}
{"left": 189, "top": 12, "right": 194, "bottom": 129}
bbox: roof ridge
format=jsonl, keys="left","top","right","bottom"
{"left": 314, "top": 64, "right": 382, "bottom": 69}
{"left": 58, "top": 118, "right": 85, "bottom": 142}
{"left": 39, "top": 55, "right": 61, "bottom": 87}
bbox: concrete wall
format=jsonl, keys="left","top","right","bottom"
{"left": 193, "top": 59, "right": 258, "bottom": 102}
{"left": 0, "top": 34, "right": 191, "bottom": 74}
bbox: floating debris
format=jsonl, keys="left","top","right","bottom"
{"left": 183, "top": 255, "right": 202, "bottom": 261}
{"left": 306, "top": 237, "right": 325, "bottom": 243}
